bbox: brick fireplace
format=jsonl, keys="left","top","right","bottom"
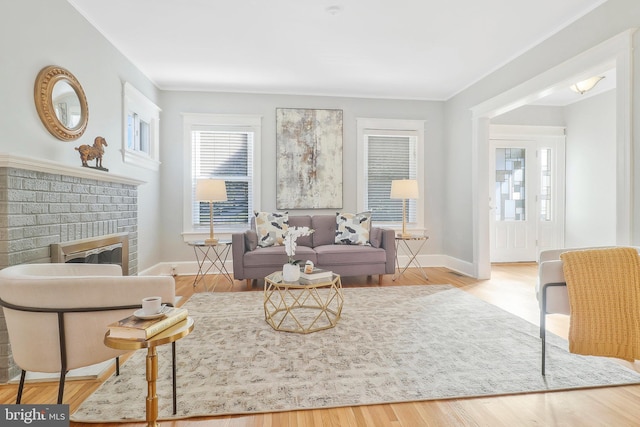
{"left": 0, "top": 154, "right": 142, "bottom": 382}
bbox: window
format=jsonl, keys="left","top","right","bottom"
{"left": 183, "top": 114, "right": 262, "bottom": 239}
{"left": 494, "top": 147, "right": 526, "bottom": 221}
{"left": 357, "top": 118, "right": 425, "bottom": 230}
{"left": 539, "top": 148, "right": 552, "bottom": 222}
{"left": 122, "top": 82, "right": 161, "bottom": 170}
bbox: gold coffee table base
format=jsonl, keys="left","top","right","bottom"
{"left": 264, "top": 272, "right": 343, "bottom": 334}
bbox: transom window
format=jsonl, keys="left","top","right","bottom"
{"left": 122, "top": 82, "right": 160, "bottom": 170}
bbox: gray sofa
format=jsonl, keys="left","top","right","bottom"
{"left": 232, "top": 214, "right": 396, "bottom": 287}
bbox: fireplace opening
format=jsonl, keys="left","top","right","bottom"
{"left": 51, "top": 232, "right": 129, "bottom": 275}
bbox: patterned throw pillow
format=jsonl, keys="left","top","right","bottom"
{"left": 335, "top": 212, "right": 371, "bottom": 245}
{"left": 255, "top": 212, "right": 289, "bottom": 247}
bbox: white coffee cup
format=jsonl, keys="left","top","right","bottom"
{"left": 142, "top": 296, "right": 162, "bottom": 315}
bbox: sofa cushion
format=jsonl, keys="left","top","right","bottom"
{"left": 311, "top": 215, "right": 337, "bottom": 247}
{"left": 288, "top": 215, "right": 313, "bottom": 247}
{"left": 244, "top": 231, "right": 258, "bottom": 251}
{"left": 255, "top": 211, "right": 289, "bottom": 247}
{"left": 369, "top": 227, "right": 382, "bottom": 248}
{"left": 244, "top": 245, "right": 317, "bottom": 267}
{"left": 314, "top": 244, "right": 386, "bottom": 266}
{"left": 335, "top": 211, "right": 371, "bottom": 245}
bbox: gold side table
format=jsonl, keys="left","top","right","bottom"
{"left": 188, "top": 240, "right": 233, "bottom": 291}
{"left": 264, "top": 271, "right": 343, "bottom": 334}
{"left": 104, "top": 317, "right": 194, "bottom": 427}
{"left": 393, "top": 234, "right": 429, "bottom": 282}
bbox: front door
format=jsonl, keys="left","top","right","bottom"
{"left": 489, "top": 126, "right": 566, "bottom": 263}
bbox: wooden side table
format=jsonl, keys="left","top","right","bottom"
{"left": 393, "top": 234, "right": 429, "bottom": 282}
{"left": 104, "top": 317, "right": 194, "bottom": 427}
{"left": 188, "top": 241, "right": 233, "bottom": 291}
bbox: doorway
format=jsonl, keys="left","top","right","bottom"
{"left": 489, "top": 126, "right": 566, "bottom": 262}
{"left": 470, "top": 30, "right": 632, "bottom": 279}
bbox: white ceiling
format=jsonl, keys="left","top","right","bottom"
{"left": 68, "top": 0, "right": 608, "bottom": 101}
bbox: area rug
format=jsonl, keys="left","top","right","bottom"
{"left": 71, "top": 285, "right": 640, "bottom": 422}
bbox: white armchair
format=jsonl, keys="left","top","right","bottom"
{"left": 0, "top": 263, "right": 175, "bottom": 404}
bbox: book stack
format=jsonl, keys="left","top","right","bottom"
{"left": 107, "top": 307, "right": 188, "bottom": 340}
{"left": 299, "top": 267, "right": 333, "bottom": 285}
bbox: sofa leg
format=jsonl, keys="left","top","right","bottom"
{"left": 246, "top": 279, "right": 252, "bottom": 290}
{"left": 378, "top": 275, "right": 383, "bottom": 285}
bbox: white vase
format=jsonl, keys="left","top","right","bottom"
{"left": 282, "top": 263, "right": 300, "bottom": 282}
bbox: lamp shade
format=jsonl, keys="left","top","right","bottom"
{"left": 390, "top": 179, "right": 419, "bottom": 199}
{"left": 195, "top": 179, "right": 227, "bottom": 202}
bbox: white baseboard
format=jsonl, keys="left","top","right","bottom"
{"left": 436, "top": 255, "right": 475, "bottom": 277}
{"left": 140, "top": 260, "right": 232, "bottom": 277}
{"left": 141, "top": 255, "right": 475, "bottom": 278}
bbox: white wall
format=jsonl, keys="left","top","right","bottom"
{"left": 491, "top": 94, "right": 618, "bottom": 248}
{"left": 444, "top": 0, "right": 640, "bottom": 269}
{"left": 158, "top": 91, "right": 445, "bottom": 263}
{"left": 4, "top": 0, "right": 640, "bottom": 275}
{"left": 0, "top": 0, "right": 163, "bottom": 271}
{"left": 491, "top": 105, "right": 565, "bottom": 127}
{"left": 490, "top": 92, "right": 617, "bottom": 248}
{"left": 0, "top": 1, "right": 447, "bottom": 272}
{"left": 564, "top": 90, "right": 617, "bottom": 246}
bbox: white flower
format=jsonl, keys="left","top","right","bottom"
{"left": 284, "top": 226, "right": 314, "bottom": 262}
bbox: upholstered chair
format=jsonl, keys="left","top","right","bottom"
{"left": 0, "top": 263, "right": 175, "bottom": 404}
{"left": 538, "top": 248, "right": 573, "bottom": 375}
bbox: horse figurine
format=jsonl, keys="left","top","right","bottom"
{"left": 75, "top": 136, "right": 108, "bottom": 170}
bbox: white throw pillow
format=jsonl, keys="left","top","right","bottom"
{"left": 255, "top": 211, "right": 289, "bottom": 247}
{"left": 335, "top": 212, "right": 371, "bottom": 245}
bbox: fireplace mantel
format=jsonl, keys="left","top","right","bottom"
{"left": 0, "top": 153, "right": 145, "bottom": 186}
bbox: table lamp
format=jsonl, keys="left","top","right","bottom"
{"left": 390, "top": 179, "right": 419, "bottom": 238}
{"left": 195, "top": 179, "right": 227, "bottom": 244}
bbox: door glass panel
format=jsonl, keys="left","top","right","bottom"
{"left": 494, "top": 147, "right": 526, "bottom": 221}
{"left": 539, "top": 148, "right": 552, "bottom": 221}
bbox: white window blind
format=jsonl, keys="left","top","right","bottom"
{"left": 365, "top": 133, "right": 417, "bottom": 223}
{"left": 191, "top": 128, "right": 254, "bottom": 228}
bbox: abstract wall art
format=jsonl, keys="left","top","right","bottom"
{"left": 276, "top": 108, "right": 343, "bottom": 209}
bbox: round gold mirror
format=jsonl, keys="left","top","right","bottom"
{"left": 34, "top": 66, "right": 88, "bottom": 141}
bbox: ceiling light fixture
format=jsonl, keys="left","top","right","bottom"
{"left": 325, "top": 5, "right": 342, "bottom": 15}
{"left": 569, "top": 76, "right": 605, "bottom": 94}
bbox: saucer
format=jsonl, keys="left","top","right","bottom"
{"left": 134, "top": 309, "right": 166, "bottom": 320}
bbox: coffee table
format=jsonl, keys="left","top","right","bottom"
{"left": 264, "top": 271, "right": 343, "bottom": 334}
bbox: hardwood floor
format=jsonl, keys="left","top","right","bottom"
{"left": 3, "top": 264, "right": 640, "bottom": 426}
